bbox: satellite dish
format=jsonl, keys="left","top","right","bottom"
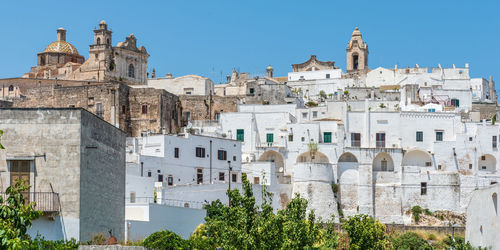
{"left": 279, "top": 167, "right": 284, "bottom": 172}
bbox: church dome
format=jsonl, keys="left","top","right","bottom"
{"left": 267, "top": 65, "right": 273, "bottom": 70}
{"left": 43, "top": 40, "right": 80, "bottom": 55}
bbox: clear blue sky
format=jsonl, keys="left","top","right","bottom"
{"left": 1, "top": 0, "right": 499, "bottom": 86}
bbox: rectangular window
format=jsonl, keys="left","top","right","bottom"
{"left": 302, "top": 112, "right": 307, "bottom": 118}
{"left": 236, "top": 129, "right": 244, "bottom": 142}
{"left": 142, "top": 104, "right": 148, "bottom": 114}
{"left": 122, "top": 105, "right": 126, "bottom": 114}
{"left": 249, "top": 88, "right": 255, "bottom": 94}
{"left": 197, "top": 169, "right": 203, "bottom": 184}
{"left": 323, "top": 132, "right": 332, "bottom": 143}
{"left": 96, "top": 103, "right": 103, "bottom": 117}
{"left": 451, "top": 99, "right": 460, "bottom": 107}
{"left": 232, "top": 173, "right": 237, "bottom": 183}
{"left": 88, "top": 97, "right": 94, "bottom": 106}
{"left": 351, "top": 133, "right": 361, "bottom": 147}
{"left": 436, "top": 131, "right": 443, "bottom": 141}
{"left": 312, "top": 111, "right": 318, "bottom": 118}
{"left": 493, "top": 136, "right": 497, "bottom": 148}
{"left": 147, "top": 171, "right": 152, "bottom": 177}
{"left": 288, "top": 134, "right": 293, "bottom": 142}
{"left": 214, "top": 112, "right": 220, "bottom": 121}
{"left": 233, "top": 156, "right": 236, "bottom": 161}
{"left": 469, "top": 164, "right": 473, "bottom": 169}
{"left": 254, "top": 177, "right": 260, "bottom": 184}
{"left": 425, "top": 161, "right": 432, "bottom": 167}
{"left": 184, "top": 88, "right": 194, "bottom": 95}
{"left": 219, "top": 172, "right": 225, "bottom": 181}
{"left": 266, "top": 133, "right": 274, "bottom": 143}
{"left": 158, "top": 174, "right": 163, "bottom": 182}
{"left": 167, "top": 175, "right": 173, "bottom": 186}
{"left": 421, "top": 182, "right": 427, "bottom": 195}
{"left": 174, "top": 147, "right": 179, "bottom": 158}
{"left": 195, "top": 147, "right": 206, "bottom": 158}
{"left": 184, "top": 112, "right": 191, "bottom": 121}
{"left": 416, "top": 131, "right": 423, "bottom": 142}
{"left": 376, "top": 133, "right": 386, "bottom": 148}
{"left": 218, "top": 150, "right": 227, "bottom": 160}
{"left": 326, "top": 74, "right": 330, "bottom": 79}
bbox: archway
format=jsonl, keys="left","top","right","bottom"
{"left": 337, "top": 152, "right": 359, "bottom": 216}
{"left": 479, "top": 154, "right": 496, "bottom": 171}
{"left": 402, "top": 150, "right": 432, "bottom": 167}
{"left": 296, "top": 151, "right": 329, "bottom": 163}
{"left": 373, "top": 152, "right": 394, "bottom": 171}
{"left": 259, "top": 150, "right": 284, "bottom": 173}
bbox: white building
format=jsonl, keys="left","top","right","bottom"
{"left": 465, "top": 184, "right": 499, "bottom": 249}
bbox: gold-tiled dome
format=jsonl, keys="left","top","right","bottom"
{"left": 43, "top": 41, "right": 80, "bottom": 55}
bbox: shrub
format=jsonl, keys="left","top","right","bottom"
{"left": 142, "top": 230, "right": 190, "bottom": 250}
{"left": 319, "top": 90, "right": 327, "bottom": 99}
{"left": 440, "top": 235, "right": 475, "bottom": 250}
{"left": 411, "top": 206, "right": 423, "bottom": 223}
{"left": 331, "top": 183, "right": 339, "bottom": 193}
{"left": 344, "top": 214, "right": 388, "bottom": 249}
{"left": 28, "top": 235, "right": 79, "bottom": 249}
{"left": 427, "top": 233, "right": 437, "bottom": 241}
{"left": 392, "top": 232, "right": 432, "bottom": 250}
{"left": 305, "top": 101, "right": 318, "bottom": 107}
{"left": 424, "top": 208, "right": 433, "bottom": 216}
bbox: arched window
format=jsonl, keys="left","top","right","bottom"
{"left": 8, "top": 85, "right": 14, "bottom": 92}
{"left": 107, "top": 38, "right": 110, "bottom": 45}
{"left": 97, "top": 37, "right": 101, "bottom": 45}
{"left": 128, "top": 64, "right": 135, "bottom": 78}
{"left": 353, "top": 54, "right": 359, "bottom": 70}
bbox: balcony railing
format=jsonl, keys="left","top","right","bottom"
{"left": 0, "top": 192, "right": 60, "bottom": 213}
{"left": 351, "top": 140, "right": 361, "bottom": 147}
{"left": 376, "top": 141, "right": 386, "bottom": 148}
{"left": 126, "top": 197, "right": 204, "bottom": 209}
{"left": 257, "top": 142, "right": 284, "bottom": 148}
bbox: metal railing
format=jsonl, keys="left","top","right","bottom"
{"left": 376, "top": 141, "right": 386, "bottom": 148}
{"left": 351, "top": 140, "right": 361, "bottom": 147}
{"left": 0, "top": 192, "right": 60, "bottom": 212}
{"left": 126, "top": 197, "right": 205, "bottom": 209}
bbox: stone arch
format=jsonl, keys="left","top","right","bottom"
{"left": 479, "top": 154, "right": 496, "bottom": 171}
{"left": 402, "top": 149, "right": 432, "bottom": 167}
{"left": 259, "top": 150, "right": 284, "bottom": 173}
{"left": 373, "top": 152, "right": 394, "bottom": 171}
{"left": 8, "top": 85, "right": 14, "bottom": 92}
{"left": 97, "top": 37, "right": 101, "bottom": 45}
{"left": 337, "top": 152, "right": 359, "bottom": 216}
{"left": 296, "top": 151, "right": 329, "bottom": 163}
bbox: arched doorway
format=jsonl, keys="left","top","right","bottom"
{"left": 337, "top": 152, "right": 359, "bottom": 216}
{"left": 479, "top": 154, "right": 496, "bottom": 171}
{"left": 402, "top": 150, "right": 432, "bottom": 167}
{"left": 373, "top": 152, "right": 394, "bottom": 171}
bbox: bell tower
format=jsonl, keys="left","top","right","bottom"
{"left": 346, "top": 27, "right": 368, "bottom": 73}
{"left": 94, "top": 20, "right": 112, "bottom": 47}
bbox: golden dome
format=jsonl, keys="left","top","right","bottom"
{"left": 266, "top": 65, "right": 273, "bottom": 70}
{"left": 43, "top": 41, "right": 80, "bottom": 55}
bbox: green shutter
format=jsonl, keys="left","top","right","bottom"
{"left": 324, "top": 132, "right": 332, "bottom": 143}
{"left": 236, "top": 129, "right": 244, "bottom": 142}
{"left": 266, "top": 133, "right": 274, "bottom": 143}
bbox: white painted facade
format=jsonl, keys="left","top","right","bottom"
{"left": 465, "top": 184, "right": 499, "bottom": 249}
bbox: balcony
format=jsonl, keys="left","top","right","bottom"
{"left": 257, "top": 142, "right": 284, "bottom": 148}
{"left": 351, "top": 140, "right": 361, "bottom": 147}
{"left": 0, "top": 192, "right": 60, "bottom": 213}
{"left": 376, "top": 140, "right": 386, "bottom": 148}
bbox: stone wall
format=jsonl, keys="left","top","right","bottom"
{"left": 180, "top": 95, "right": 238, "bottom": 123}
{"left": 80, "top": 110, "right": 126, "bottom": 242}
{"left": 6, "top": 78, "right": 181, "bottom": 137}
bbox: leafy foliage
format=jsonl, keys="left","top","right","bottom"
{"left": 142, "top": 229, "right": 190, "bottom": 250}
{"left": 319, "top": 90, "right": 327, "bottom": 99}
{"left": 305, "top": 101, "right": 318, "bottom": 107}
{"left": 0, "top": 180, "right": 42, "bottom": 249}
{"left": 392, "top": 232, "right": 432, "bottom": 250}
{"left": 0, "top": 129, "right": 4, "bottom": 149}
{"left": 411, "top": 205, "right": 423, "bottom": 223}
{"left": 343, "top": 214, "right": 389, "bottom": 250}
{"left": 198, "top": 174, "right": 320, "bottom": 249}
{"left": 27, "top": 235, "right": 79, "bottom": 250}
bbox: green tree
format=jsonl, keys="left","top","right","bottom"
{"left": 198, "top": 174, "right": 320, "bottom": 249}
{"left": 0, "top": 180, "right": 43, "bottom": 249}
{"left": 392, "top": 232, "right": 433, "bottom": 250}
{"left": 142, "top": 229, "right": 190, "bottom": 250}
{"left": 343, "top": 214, "right": 388, "bottom": 250}
{"left": 319, "top": 90, "right": 327, "bottom": 99}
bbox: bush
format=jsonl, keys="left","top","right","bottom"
{"left": 305, "top": 101, "right": 318, "bottom": 107}
{"left": 427, "top": 233, "right": 436, "bottom": 241}
{"left": 424, "top": 208, "right": 433, "bottom": 216}
{"left": 142, "top": 230, "right": 190, "bottom": 250}
{"left": 440, "top": 235, "right": 475, "bottom": 250}
{"left": 331, "top": 183, "right": 339, "bottom": 193}
{"left": 392, "top": 232, "right": 432, "bottom": 250}
{"left": 28, "top": 235, "right": 79, "bottom": 250}
{"left": 344, "top": 214, "right": 388, "bottom": 249}
{"left": 411, "top": 206, "right": 423, "bottom": 223}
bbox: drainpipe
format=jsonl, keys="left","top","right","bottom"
{"left": 210, "top": 140, "right": 213, "bottom": 184}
